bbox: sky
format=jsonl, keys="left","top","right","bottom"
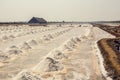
{"left": 0, "top": 0, "right": 120, "bottom": 22}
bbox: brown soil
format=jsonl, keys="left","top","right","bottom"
{"left": 93, "top": 24, "right": 120, "bottom": 37}
{"left": 98, "top": 38, "right": 120, "bottom": 80}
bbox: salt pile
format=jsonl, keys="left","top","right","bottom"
{"left": 42, "top": 35, "right": 51, "bottom": 41}
{"left": 50, "top": 50, "right": 66, "bottom": 60}
{"left": 0, "top": 51, "right": 9, "bottom": 62}
{"left": 79, "top": 35, "right": 88, "bottom": 41}
{"left": 6, "top": 45, "right": 23, "bottom": 55}
{"left": 65, "top": 41, "right": 76, "bottom": 49}
{"left": 2, "top": 35, "right": 9, "bottom": 40}
{"left": 71, "top": 37, "right": 81, "bottom": 43}
{"left": 47, "top": 34, "right": 53, "bottom": 39}
{"left": 13, "top": 70, "right": 41, "bottom": 80}
{"left": 37, "top": 38, "right": 44, "bottom": 43}
{"left": 33, "top": 57, "right": 63, "bottom": 72}
{"left": 45, "top": 50, "right": 66, "bottom": 61}
{"left": 9, "top": 35, "right": 15, "bottom": 38}
{"left": 28, "top": 39, "right": 38, "bottom": 46}
{"left": 42, "top": 34, "right": 53, "bottom": 41}
{"left": 20, "top": 42, "right": 32, "bottom": 51}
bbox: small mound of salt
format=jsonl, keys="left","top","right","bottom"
{"left": 66, "top": 40, "right": 76, "bottom": 48}
{"left": 34, "top": 57, "right": 63, "bottom": 72}
{"left": 7, "top": 50, "right": 22, "bottom": 55}
{"left": 9, "top": 35, "right": 15, "bottom": 38}
{"left": 20, "top": 42, "right": 32, "bottom": 50}
{"left": 7, "top": 45, "right": 23, "bottom": 55}
{"left": 14, "top": 70, "right": 41, "bottom": 80}
{"left": 70, "top": 38, "right": 78, "bottom": 44}
{"left": 10, "top": 45, "right": 18, "bottom": 49}
{"left": 28, "top": 39, "right": 38, "bottom": 46}
{"left": 73, "top": 37, "right": 81, "bottom": 42}
{"left": 48, "top": 34, "right": 53, "bottom": 39}
{"left": 80, "top": 35, "right": 88, "bottom": 41}
{"left": 2, "top": 35, "right": 9, "bottom": 40}
{"left": 0, "top": 51, "right": 9, "bottom": 61}
{"left": 47, "top": 50, "right": 66, "bottom": 60}
{"left": 42, "top": 34, "right": 53, "bottom": 41}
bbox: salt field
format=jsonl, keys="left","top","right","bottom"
{"left": 0, "top": 24, "right": 115, "bottom": 80}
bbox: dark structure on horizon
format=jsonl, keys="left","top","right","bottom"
{"left": 28, "top": 17, "right": 47, "bottom": 24}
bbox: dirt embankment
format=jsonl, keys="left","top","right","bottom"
{"left": 93, "top": 24, "right": 120, "bottom": 37}
{"left": 98, "top": 38, "right": 120, "bottom": 80}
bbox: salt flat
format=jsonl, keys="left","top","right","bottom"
{"left": 0, "top": 24, "right": 115, "bottom": 80}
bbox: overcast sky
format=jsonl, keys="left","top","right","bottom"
{"left": 0, "top": 0, "right": 120, "bottom": 22}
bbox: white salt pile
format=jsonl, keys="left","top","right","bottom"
{"left": 2, "top": 35, "right": 9, "bottom": 40}
{"left": 9, "top": 35, "right": 15, "bottom": 39}
{"left": 28, "top": 39, "right": 38, "bottom": 46}
{"left": 71, "top": 37, "right": 81, "bottom": 43}
{"left": 79, "top": 35, "right": 88, "bottom": 41}
{"left": 6, "top": 45, "right": 23, "bottom": 55}
{"left": 33, "top": 57, "right": 63, "bottom": 72}
{"left": 45, "top": 50, "right": 66, "bottom": 60}
{"left": 37, "top": 38, "right": 44, "bottom": 43}
{"left": 20, "top": 42, "right": 32, "bottom": 51}
{"left": 42, "top": 34, "right": 53, "bottom": 41}
{"left": 0, "top": 51, "right": 9, "bottom": 62}
{"left": 42, "top": 35, "right": 51, "bottom": 41}
{"left": 13, "top": 70, "right": 41, "bottom": 80}
{"left": 47, "top": 34, "right": 54, "bottom": 39}
{"left": 65, "top": 41, "right": 76, "bottom": 49}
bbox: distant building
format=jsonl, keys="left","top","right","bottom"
{"left": 28, "top": 17, "right": 47, "bottom": 24}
